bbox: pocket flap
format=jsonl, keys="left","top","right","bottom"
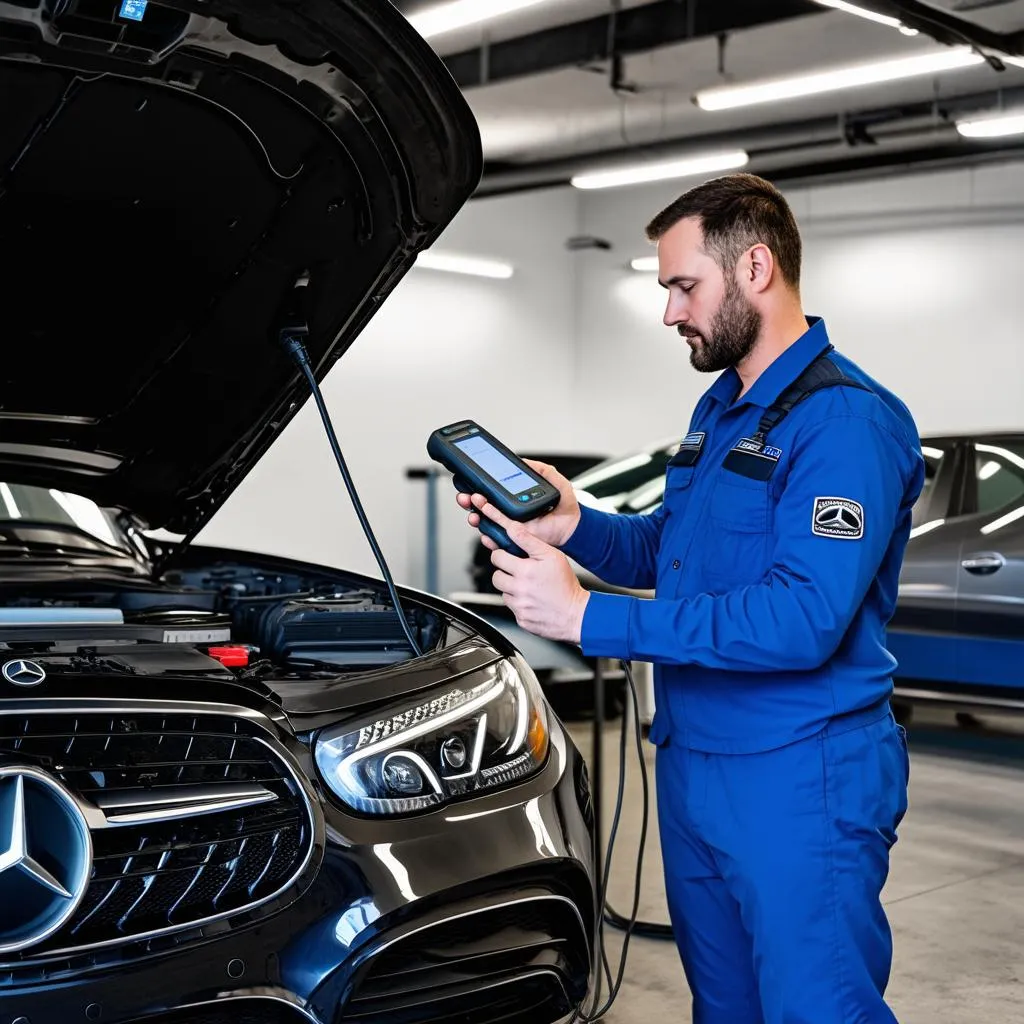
{"left": 664, "top": 465, "right": 695, "bottom": 492}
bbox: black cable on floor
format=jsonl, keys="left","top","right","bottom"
{"left": 571, "top": 661, "right": 659, "bottom": 1022}
{"left": 602, "top": 667, "right": 674, "bottom": 941}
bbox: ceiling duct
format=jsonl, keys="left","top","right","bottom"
{"left": 476, "top": 82, "right": 1024, "bottom": 195}
{"left": 856, "top": 0, "right": 1024, "bottom": 54}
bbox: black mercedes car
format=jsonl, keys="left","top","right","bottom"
{"left": 0, "top": 2, "right": 595, "bottom": 1022}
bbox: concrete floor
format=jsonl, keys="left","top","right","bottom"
{"left": 565, "top": 708, "right": 1024, "bottom": 1024}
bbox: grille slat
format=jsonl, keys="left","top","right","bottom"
{"left": 344, "top": 897, "right": 588, "bottom": 1024}
{"left": 0, "top": 710, "right": 313, "bottom": 960}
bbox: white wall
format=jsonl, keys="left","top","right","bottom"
{"left": 197, "top": 188, "right": 581, "bottom": 597}
{"left": 199, "top": 158, "right": 1024, "bottom": 594}
{"left": 574, "top": 159, "right": 1024, "bottom": 455}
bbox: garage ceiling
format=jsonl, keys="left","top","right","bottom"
{"left": 922, "top": 0, "right": 1024, "bottom": 35}
{"left": 392, "top": 0, "right": 1024, "bottom": 195}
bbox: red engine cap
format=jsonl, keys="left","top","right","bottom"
{"left": 206, "top": 645, "right": 250, "bottom": 668}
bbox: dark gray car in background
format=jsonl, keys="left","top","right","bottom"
{"left": 893, "top": 433, "right": 1024, "bottom": 703}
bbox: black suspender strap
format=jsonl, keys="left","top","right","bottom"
{"left": 753, "top": 346, "right": 865, "bottom": 441}
{"left": 722, "top": 347, "right": 872, "bottom": 481}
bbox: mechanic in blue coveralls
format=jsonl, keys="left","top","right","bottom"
{"left": 458, "top": 173, "right": 923, "bottom": 1024}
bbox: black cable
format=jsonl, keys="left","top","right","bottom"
{"left": 604, "top": 904, "right": 673, "bottom": 939}
{"left": 571, "top": 660, "right": 659, "bottom": 1023}
{"left": 581, "top": 668, "right": 630, "bottom": 1021}
{"left": 280, "top": 331, "right": 423, "bottom": 659}
{"left": 588, "top": 661, "right": 649, "bottom": 1018}
{"left": 602, "top": 668, "right": 674, "bottom": 941}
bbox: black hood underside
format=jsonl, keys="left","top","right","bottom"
{"left": 0, "top": 0, "right": 481, "bottom": 537}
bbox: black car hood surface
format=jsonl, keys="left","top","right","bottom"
{"left": 0, "top": 0, "right": 481, "bottom": 537}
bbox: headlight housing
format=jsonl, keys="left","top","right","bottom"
{"left": 314, "top": 656, "right": 549, "bottom": 816}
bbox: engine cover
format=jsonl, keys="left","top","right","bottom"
{"left": 256, "top": 596, "right": 421, "bottom": 669}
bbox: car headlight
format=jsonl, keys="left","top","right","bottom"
{"left": 314, "top": 656, "right": 549, "bottom": 816}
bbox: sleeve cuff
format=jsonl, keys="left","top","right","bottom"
{"left": 560, "top": 504, "right": 608, "bottom": 564}
{"left": 579, "top": 591, "right": 635, "bottom": 660}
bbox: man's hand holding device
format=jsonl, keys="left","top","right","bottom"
{"left": 461, "top": 459, "right": 580, "bottom": 550}
{"left": 427, "top": 421, "right": 589, "bottom": 643}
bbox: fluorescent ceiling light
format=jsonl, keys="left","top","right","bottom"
{"left": 978, "top": 461, "right": 1001, "bottom": 481}
{"left": 409, "top": 0, "right": 550, "bottom": 39}
{"left": 630, "top": 257, "right": 659, "bottom": 272}
{"left": 921, "top": 446, "right": 945, "bottom": 460}
{"left": 571, "top": 150, "right": 749, "bottom": 190}
{"left": 957, "top": 111, "right": 1024, "bottom": 138}
{"left": 415, "top": 252, "right": 514, "bottom": 279}
{"left": 812, "top": 0, "right": 917, "bottom": 35}
{"left": 694, "top": 47, "right": 983, "bottom": 111}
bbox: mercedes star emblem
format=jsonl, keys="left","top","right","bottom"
{"left": 816, "top": 506, "right": 861, "bottom": 531}
{"left": 0, "top": 766, "right": 92, "bottom": 953}
{"left": 1, "top": 659, "right": 47, "bottom": 688}
{"left": 812, "top": 496, "right": 865, "bottom": 539}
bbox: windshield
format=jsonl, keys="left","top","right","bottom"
{"left": 0, "top": 482, "right": 132, "bottom": 551}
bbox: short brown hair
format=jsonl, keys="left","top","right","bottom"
{"left": 645, "top": 172, "right": 802, "bottom": 288}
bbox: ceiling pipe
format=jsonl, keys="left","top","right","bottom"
{"left": 440, "top": 0, "right": 825, "bottom": 89}
{"left": 474, "top": 83, "right": 1024, "bottom": 197}
{"left": 858, "top": 0, "right": 1024, "bottom": 58}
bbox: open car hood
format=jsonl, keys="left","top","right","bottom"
{"left": 0, "top": 0, "right": 481, "bottom": 537}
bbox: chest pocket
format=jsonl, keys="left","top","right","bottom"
{"left": 702, "top": 474, "right": 773, "bottom": 589}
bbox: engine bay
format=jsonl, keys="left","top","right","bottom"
{"left": 0, "top": 557, "right": 448, "bottom": 679}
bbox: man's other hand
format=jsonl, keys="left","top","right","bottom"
{"left": 469, "top": 497, "right": 589, "bottom": 643}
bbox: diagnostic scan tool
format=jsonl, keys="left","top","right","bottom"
{"left": 428, "top": 420, "right": 560, "bottom": 557}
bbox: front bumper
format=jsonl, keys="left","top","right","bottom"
{"left": 1, "top": 719, "right": 595, "bottom": 1024}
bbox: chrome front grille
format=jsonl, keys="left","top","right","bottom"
{"left": 0, "top": 705, "right": 316, "bottom": 961}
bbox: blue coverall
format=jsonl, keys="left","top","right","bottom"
{"left": 561, "top": 317, "right": 924, "bottom": 1024}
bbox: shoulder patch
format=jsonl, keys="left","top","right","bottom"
{"left": 812, "top": 497, "right": 864, "bottom": 539}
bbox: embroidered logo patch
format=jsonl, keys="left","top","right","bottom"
{"left": 734, "top": 437, "right": 763, "bottom": 454}
{"left": 812, "top": 497, "right": 864, "bottom": 539}
{"left": 670, "top": 431, "right": 706, "bottom": 468}
{"left": 722, "top": 436, "right": 784, "bottom": 481}
{"left": 730, "top": 437, "right": 783, "bottom": 462}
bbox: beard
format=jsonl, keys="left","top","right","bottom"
{"left": 678, "top": 278, "right": 761, "bottom": 373}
